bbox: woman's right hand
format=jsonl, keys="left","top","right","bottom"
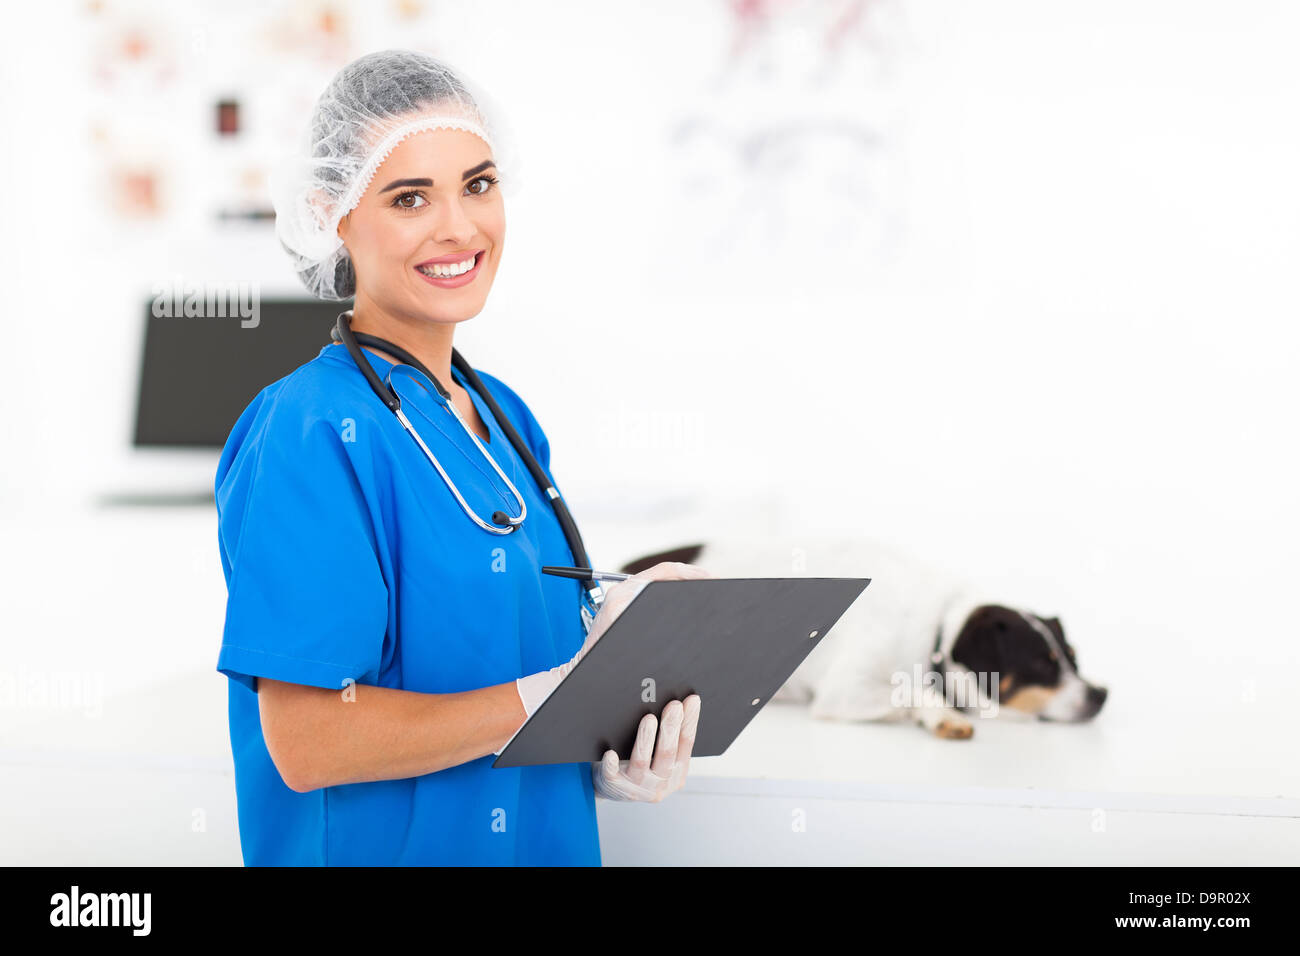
{"left": 512, "top": 561, "right": 713, "bottom": 723}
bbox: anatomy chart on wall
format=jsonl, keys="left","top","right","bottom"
{"left": 657, "top": 0, "right": 914, "bottom": 289}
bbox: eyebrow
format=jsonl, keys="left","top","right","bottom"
{"left": 378, "top": 161, "right": 497, "bottom": 193}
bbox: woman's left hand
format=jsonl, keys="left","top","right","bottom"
{"left": 592, "top": 695, "right": 701, "bottom": 802}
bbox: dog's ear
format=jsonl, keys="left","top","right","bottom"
{"left": 1042, "top": 616, "right": 1075, "bottom": 656}
{"left": 951, "top": 606, "right": 1012, "bottom": 671}
{"left": 1041, "top": 615, "right": 1078, "bottom": 665}
{"left": 990, "top": 613, "right": 1017, "bottom": 661}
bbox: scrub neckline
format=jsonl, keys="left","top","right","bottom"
{"left": 322, "top": 342, "right": 497, "bottom": 446}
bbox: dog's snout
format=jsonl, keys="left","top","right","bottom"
{"left": 1080, "top": 685, "right": 1109, "bottom": 719}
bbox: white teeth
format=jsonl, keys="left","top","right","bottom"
{"left": 419, "top": 255, "right": 477, "bottom": 278}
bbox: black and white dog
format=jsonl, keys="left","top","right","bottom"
{"left": 619, "top": 534, "right": 1108, "bottom": 739}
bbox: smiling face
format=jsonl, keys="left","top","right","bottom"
{"left": 335, "top": 124, "right": 504, "bottom": 325}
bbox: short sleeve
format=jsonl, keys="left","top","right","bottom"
{"left": 215, "top": 394, "right": 389, "bottom": 695}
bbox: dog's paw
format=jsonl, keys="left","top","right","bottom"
{"left": 934, "top": 717, "right": 974, "bottom": 740}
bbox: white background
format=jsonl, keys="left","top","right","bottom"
{"left": 1, "top": 0, "right": 1296, "bottom": 864}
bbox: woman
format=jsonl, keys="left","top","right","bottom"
{"left": 215, "top": 49, "right": 709, "bottom": 866}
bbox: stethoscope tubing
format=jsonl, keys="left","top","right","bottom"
{"left": 393, "top": 402, "right": 527, "bottom": 535}
{"left": 330, "top": 310, "right": 602, "bottom": 615}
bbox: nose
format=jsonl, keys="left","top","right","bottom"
{"left": 433, "top": 197, "right": 475, "bottom": 242}
{"left": 1085, "top": 685, "right": 1108, "bottom": 710}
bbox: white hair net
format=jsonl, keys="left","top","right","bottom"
{"left": 269, "top": 49, "right": 521, "bottom": 301}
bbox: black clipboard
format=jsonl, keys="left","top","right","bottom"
{"left": 492, "top": 576, "right": 871, "bottom": 768}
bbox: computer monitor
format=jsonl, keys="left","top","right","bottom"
{"left": 133, "top": 298, "right": 344, "bottom": 448}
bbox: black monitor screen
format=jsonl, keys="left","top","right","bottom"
{"left": 133, "top": 298, "right": 344, "bottom": 448}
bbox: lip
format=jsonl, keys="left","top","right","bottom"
{"left": 414, "top": 251, "right": 484, "bottom": 289}
{"left": 416, "top": 249, "right": 484, "bottom": 266}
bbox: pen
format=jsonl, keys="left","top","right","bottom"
{"left": 541, "top": 566, "right": 631, "bottom": 582}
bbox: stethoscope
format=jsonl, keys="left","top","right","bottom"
{"left": 330, "top": 310, "right": 605, "bottom": 632}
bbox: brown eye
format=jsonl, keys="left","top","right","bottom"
{"left": 393, "top": 190, "right": 426, "bottom": 210}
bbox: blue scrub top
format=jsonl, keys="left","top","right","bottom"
{"left": 214, "top": 341, "right": 601, "bottom": 866}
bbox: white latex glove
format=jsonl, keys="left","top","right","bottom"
{"left": 497, "top": 561, "right": 712, "bottom": 756}
{"left": 593, "top": 694, "right": 701, "bottom": 802}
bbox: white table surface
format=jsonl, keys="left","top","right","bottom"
{"left": 2, "top": 499, "right": 1296, "bottom": 865}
